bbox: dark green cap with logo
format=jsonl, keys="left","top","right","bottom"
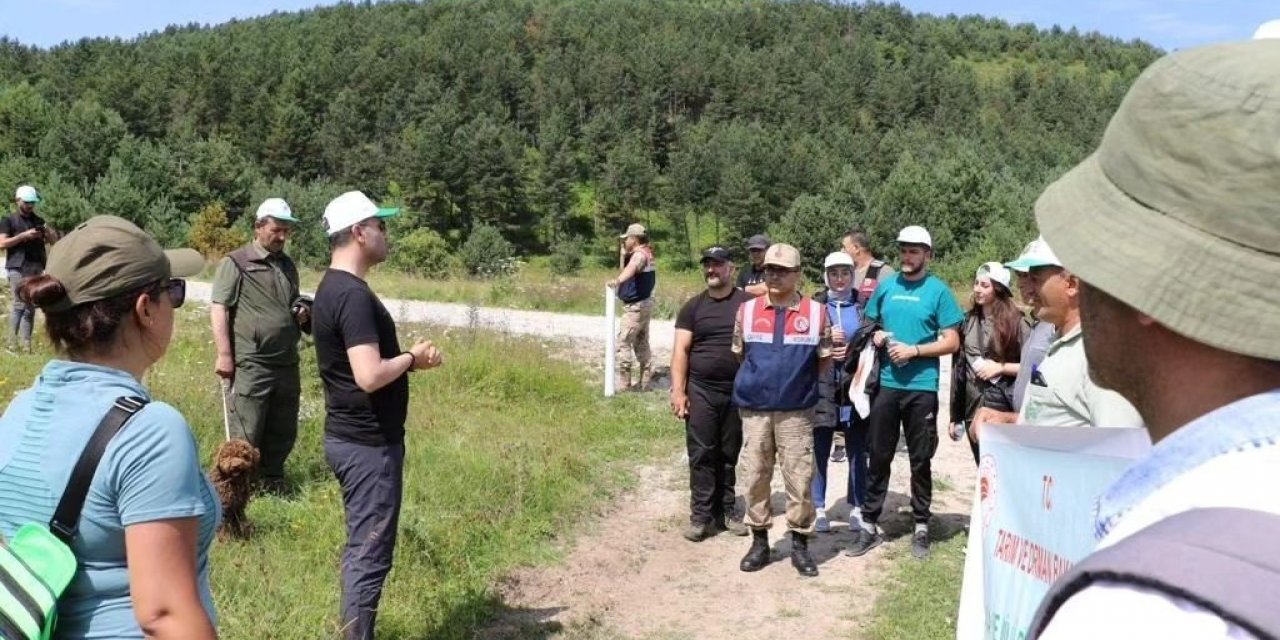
{"left": 45, "top": 215, "right": 204, "bottom": 311}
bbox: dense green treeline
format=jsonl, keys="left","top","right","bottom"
{"left": 0, "top": 0, "right": 1161, "bottom": 280}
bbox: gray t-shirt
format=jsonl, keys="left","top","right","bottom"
{"left": 1012, "top": 320, "right": 1056, "bottom": 413}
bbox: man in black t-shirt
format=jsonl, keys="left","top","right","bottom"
{"left": 671, "top": 246, "right": 752, "bottom": 542}
{"left": 312, "top": 190, "right": 443, "bottom": 640}
{"left": 735, "top": 234, "right": 770, "bottom": 297}
{"left": 0, "top": 185, "right": 58, "bottom": 350}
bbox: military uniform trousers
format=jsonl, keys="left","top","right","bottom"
{"left": 738, "top": 408, "right": 817, "bottom": 535}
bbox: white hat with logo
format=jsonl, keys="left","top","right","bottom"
{"left": 255, "top": 197, "right": 299, "bottom": 223}
{"left": 322, "top": 191, "right": 399, "bottom": 236}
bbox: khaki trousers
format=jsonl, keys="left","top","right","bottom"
{"left": 616, "top": 298, "right": 653, "bottom": 387}
{"left": 738, "top": 408, "right": 816, "bottom": 534}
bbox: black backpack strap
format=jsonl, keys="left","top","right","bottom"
{"left": 1029, "top": 507, "right": 1280, "bottom": 639}
{"left": 49, "top": 396, "right": 149, "bottom": 544}
{"left": 865, "top": 260, "right": 883, "bottom": 282}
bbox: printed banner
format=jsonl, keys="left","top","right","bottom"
{"left": 956, "top": 424, "right": 1151, "bottom": 640}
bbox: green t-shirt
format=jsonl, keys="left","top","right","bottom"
{"left": 864, "top": 272, "right": 964, "bottom": 392}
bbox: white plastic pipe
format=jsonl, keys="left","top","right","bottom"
{"left": 604, "top": 285, "right": 617, "bottom": 397}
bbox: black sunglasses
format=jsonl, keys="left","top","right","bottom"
{"left": 165, "top": 278, "right": 187, "bottom": 308}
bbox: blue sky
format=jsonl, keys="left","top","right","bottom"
{"left": 3, "top": 0, "right": 1274, "bottom": 51}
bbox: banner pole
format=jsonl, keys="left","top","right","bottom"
{"left": 604, "top": 286, "right": 616, "bottom": 397}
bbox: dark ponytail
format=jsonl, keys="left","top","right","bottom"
{"left": 18, "top": 275, "right": 164, "bottom": 356}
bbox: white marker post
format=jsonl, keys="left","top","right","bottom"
{"left": 604, "top": 285, "right": 617, "bottom": 397}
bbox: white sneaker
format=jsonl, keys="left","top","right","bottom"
{"left": 815, "top": 512, "right": 830, "bottom": 533}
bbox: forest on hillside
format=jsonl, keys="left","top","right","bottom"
{"left": 0, "top": 0, "right": 1162, "bottom": 280}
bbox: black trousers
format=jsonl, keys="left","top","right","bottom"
{"left": 686, "top": 380, "right": 743, "bottom": 525}
{"left": 861, "top": 388, "right": 939, "bottom": 525}
{"left": 324, "top": 436, "right": 405, "bottom": 640}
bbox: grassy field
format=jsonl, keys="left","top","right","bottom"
{"left": 197, "top": 258, "right": 709, "bottom": 320}
{"left": 0, "top": 306, "right": 675, "bottom": 639}
{"left": 0, "top": 287, "right": 973, "bottom": 639}
{"left": 866, "top": 535, "right": 967, "bottom": 640}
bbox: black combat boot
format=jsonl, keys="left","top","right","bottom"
{"left": 739, "top": 529, "right": 770, "bottom": 572}
{"left": 791, "top": 532, "right": 819, "bottom": 577}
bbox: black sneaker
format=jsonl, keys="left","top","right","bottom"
{"left": 844, "top": 527, "right": 883, "bottom": 557}
{"left": 912, "top": 530, "right": 931, "bottom": 559}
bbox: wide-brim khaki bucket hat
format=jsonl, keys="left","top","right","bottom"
{"left": 1035, "top": 38, "right": 1280, "bottom": 361}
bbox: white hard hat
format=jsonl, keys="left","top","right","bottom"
{"left": 896, "top": 225, "right": 932, "bottom": 248}
{"left": 1254, "top": 19, "right": 1280, "bottom": 39}
{"left": 823, "top": 251, "right": 855, "bottom": 270}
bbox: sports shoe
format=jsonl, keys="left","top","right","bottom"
{"left": 683, "top": 521, "right": 715, "bottom": 542}
{"left": 716, "top": 515, "right": 749, "bottom": 537}
{"left": 845, "top": 527, "right": 883, "bottom": 557}
{"left": 912, "top": 530, "right": 931, "bottom": 559}
{"left": 830, "top": 445, "right": 847, "bottom": 463}
{"left": 814, "top": 512, "right": 831, "bottom": 533}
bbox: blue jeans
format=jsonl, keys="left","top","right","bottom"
{"left": 812, "top": 418, "right": 869, "bottom": 510}
{"left": 8, "top": 269, "right": 34, "bottom": 346}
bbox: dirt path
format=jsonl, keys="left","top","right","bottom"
{"left": 188, "top": 281, "right": 975, "bottom": 638}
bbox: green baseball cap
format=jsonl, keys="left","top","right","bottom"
{"left": 1035, "top": 38, "right": 1280, "bottom": 360}
{"left": 45, "top": 215, "right": 204, "bottom": 311}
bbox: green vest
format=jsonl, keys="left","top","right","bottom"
{"left": 211, "top": 242, "right": 302, "bottom": 367}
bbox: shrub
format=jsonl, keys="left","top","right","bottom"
{"left": 460, "top": 224, "right": 517, "bottom": 277}
{"left": 548, "top": 237, "right": 583, "bottom": 274}
{"left": 389, "top": 227, "right": 460, "bottom": 278}
{"left": 188, "top": 202, "right": 246, "bottom": 258}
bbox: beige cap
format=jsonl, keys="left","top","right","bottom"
{"left": 762, "top": 243, "right": 801, "bottom": 269}
{"left": 619, "top": 223, "right": 647, "bottom": 238}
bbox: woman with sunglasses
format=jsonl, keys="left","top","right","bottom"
{"left": 0, "top": 215, "right": 218, "bottom": 639}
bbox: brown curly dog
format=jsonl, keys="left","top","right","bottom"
{"left": 209, "top": 438, "right": 260, "bottom": 541}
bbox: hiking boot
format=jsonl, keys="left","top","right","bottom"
{"left": 637, "top": 364, "right": 654, "bottom": 392}
{"left": 716, "top": 515, "right": 749, "bottom": 537}
{"left": 912, "top": 530, "right": 931, "bottom": 559}
{"left": 683, "top": 521, "right": 715, "bottom": 542}
{"left": 791, "top": 532, "right": 819, "bottom": 577}
{"left": 830, "top": 445, "right": 847, "bottom": 463}
{"left": 614, "top": 364, "right": 632, "bottom": 393}
{"left": 814, "top": 511, "right": 831, "bottom": 533}
{"left": 740, "top": 529, "right": 771, "bottom": 572}
{"left": 845, "top": 527, "right": 883, "bottom": 557}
